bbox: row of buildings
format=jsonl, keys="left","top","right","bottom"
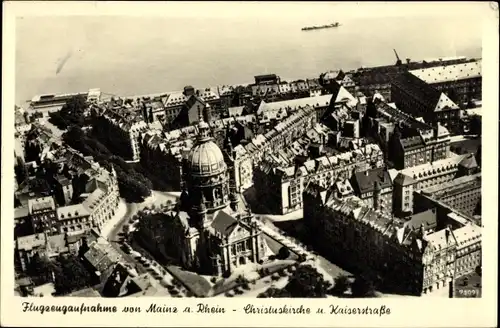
{"left": 14, "top": 145, "right": 121, "bottom": 274}
{"left": 303, "top": 178, "right": 481, "bottom": 296}
{"left": 136, "top": 88, "right": 359, "bottom": 192}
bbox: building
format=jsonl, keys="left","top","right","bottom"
{"left": 390, "top": 123, "right": 451, "bottom": 170}
{"left": 409, "top": 60, "right": 482, "bottom": 105}
{"left": 452, "top": 222, "right": 482, "bottom": 278}
{"left": 414, "top": 172, "right": 481, "bottom": 219}
{"left": 93, "top": 105, "right": 150, "bottom": 162}
{"left": 15, "top": 232, "right": 70, "bottom": 272}
{"left": 58, "top": 165, "right": 120, "bottom": 233}
{"left": 27, "top": 196, "right": 57, "bottom": 234}
{"left": 254, "top": 144, "right": 383, "bottom": 214}
{"left": 351, "top": 167, "right": 393, "bottom": 213}
{"left": 137, "top": 114, "right": 266, "bottom": 276}
{"left": 392, "top": 172, "right": 417, "bottom": 218}
{"left": 349, "top": 55, "right": 474, "bottom": 102}
{"left": 161, "top": 85, "right": 224, "bottom": 128}
{"left": 28, "top": 90, "right": 91, "bottom": 116}
{"left": 233, "top": 104, "right": 319, "bottom": 191}
{"left": 391, "top": 72, "right": 461, "bottom": 132}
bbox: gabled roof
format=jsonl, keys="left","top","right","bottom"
{"left": 353, "top": 167, "right": 392, "bottom": 195}
{"left": 393, "top": 173, "right": 416, "bottom": 186}
{"left": 211, "top": 209, "right": 238, "bottom": 236}
{"left": 392, "top": 72, "right": 442, "bottom": 111}
{"left": 434, "top": 93, "right": 459, "bottom": 112}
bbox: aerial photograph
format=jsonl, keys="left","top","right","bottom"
{"left": 13, "top": 3, "right": 483, "bottom": 299}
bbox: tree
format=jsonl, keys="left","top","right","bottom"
{"left": 59, "top": 95, "right": 89, "bottom": 128}
{"left": 53, "top": 254, "right": 93, "bottom": 296}
{"left": 351, "top": 275, "right": 376, "bottom": 298}
{"left": 331, "top": 274, "right": 350, "bottom": 296}
{"left": 277, "top": 246, "right": 290, "bottom": 260}
{"left": 282, "top": 265, "right": 329, "bottom": 298}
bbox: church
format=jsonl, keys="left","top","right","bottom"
{"left": 164, "top": 111, "right": 267, "bottom": 276}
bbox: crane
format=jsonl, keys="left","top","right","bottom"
{"left": 393, "top": 49, "right": 402, "bottom": 66}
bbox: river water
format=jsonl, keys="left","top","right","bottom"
{"left": 15, "top": 3, "right": 483, "bottom": 105}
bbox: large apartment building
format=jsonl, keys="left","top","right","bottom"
{"left": 254, "top": 144, "right": 384, "bottom": 215}
{"left": 303, "top": 185, "right": 481, "bottom": 296}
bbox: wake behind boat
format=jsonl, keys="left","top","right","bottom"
{"left": 301, "top": 22, "right": 341, "bottom": 31}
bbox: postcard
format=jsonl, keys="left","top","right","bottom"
{"left": 1, "top": 1, "right": 498, "bottom": 327}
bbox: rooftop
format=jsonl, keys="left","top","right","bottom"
{"left": 353, "top": 167, "right": 392, "bottom": 195}
{"left": 421, "top": 172, "right": 481, "bottom": 199}
{"left": 400, "top": 153, "right": 469, "bottom": 182}
{"left": 410, "top": 60, "right": 482, "bottom": 84}
{"left": 392, "top": 72, "right": 459, "bottom": 112}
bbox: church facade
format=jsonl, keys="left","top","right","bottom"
{"left": 163, "top": 111, "right": 267, "bottom": 276}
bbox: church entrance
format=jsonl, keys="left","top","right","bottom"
{"left": 239, "top": 256, "right": 246, "bottom": 266}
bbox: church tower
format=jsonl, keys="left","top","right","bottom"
{"left": 186, "top": 108, "right": 230, "bottom": 223}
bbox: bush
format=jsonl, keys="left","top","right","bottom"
{"left": 225, "top": 291, "right": 233, "bottom": 297}
{"left": 210, "top": 277, "right": 217, "bottom": 284}
{"left": 242, "top": 283, "right": 250, "bottom": 290}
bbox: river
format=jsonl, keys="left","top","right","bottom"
{"left": 15, "top": 3, "right": 483, "bottom": 105}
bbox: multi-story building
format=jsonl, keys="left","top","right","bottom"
{"left": 56, "top": 165, "right": 120, "bottom": 233}
{"left": 161, "top": 85, "right": 223, "bottom": 128}
{"left": 303, "top": 184, "right": 482, "bottom": 295}
{"left": 409, "top": 60, "right": 482, "bottom": 106}
{"left": 351, "top": 167, "right": 393, "bottom": 213}
{"left": 233, "top": 104, "right": 319, "bottom": 192}
{"left": 391, "top": 72, "right": 461, "bottom": 132}
{"left": 415, "top": 172, "right": 481, "bottom": 219}
{"left": 93, "top": 105, "right": 150, "bottom": 162}
{"left": 390, "top": 153, "right": 471, "bottom": 215}
{"left": 27, "top": 196, "right": 57, "bottom": 234}
{"left": 391, "top": 123, "right": 451, "bottom": 170}
{"left": 15, "top": 232, "right": 70, "bottom": 272}
{"left": 349, "top": 55, "right": 475, "bottom": 102}
{"left": 254, "top": 144, "right": 383, "bottom": 214}
{"left": 452, "top": 222, "right": 482, "bottom": 278}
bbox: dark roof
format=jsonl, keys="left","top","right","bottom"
{"left": 353, "top": 167, "right": 392, "bottom": 194}
{"left": 394, "top": 173, "right": 416, "bottom": 186}
{"left": 101, "top": 263, "right": 131, "bottom": 297}
{"left": 459, "top": 154, "right": 478, "bottom": 169}
{"left": 185, "top": 95, "right": 206, "bottom": 110}
{"left": 392, "top": 72, "right": 441, "bottom": 110}
{"left": 405, "top": 209, "right": 437, "bottom": 231}
{"left": 211, "top": 210, "right": 238, "bottom": 236}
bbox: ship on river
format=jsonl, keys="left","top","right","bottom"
{"left": 301, "top": 22, "right": 340, "bottom": 31}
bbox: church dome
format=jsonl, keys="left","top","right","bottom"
{"left": 188, "top": 141, "right": 226, "bottom": 177}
